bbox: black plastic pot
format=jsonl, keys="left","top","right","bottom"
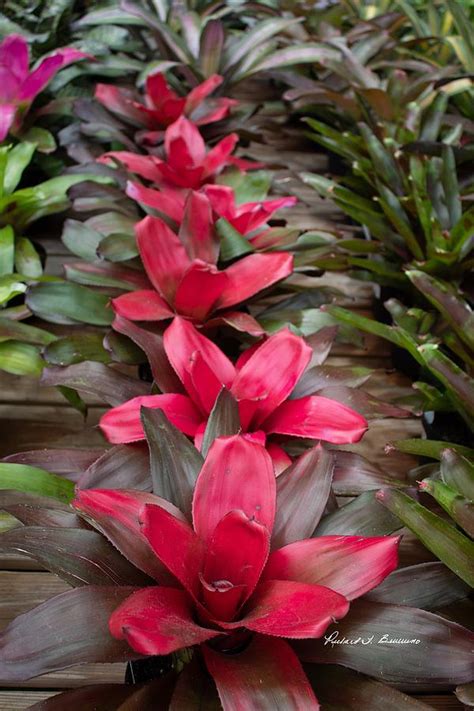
{"left": 422, "top": 411, "right": 472, "bottom": 447}
{"left": 125, "top": 655, "right": 174, "bottom": 685}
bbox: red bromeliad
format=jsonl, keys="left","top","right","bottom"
{"left": 95, "top": 72, "right": 236, "bottom": 145}
{"left": 126, "top": 180, "right": 297, "bottom": 238}
{"left": 100, "top": 318, "right": 368, "bottom": 468}
{"left": 0, "top": 34, "right": 89, "bottom": 140}
{"left": 73, "top": 435, "right": 400, "bottom": 709}
{"left": 99, "top": 115, "right": 260, "bottom": 190}
{"left": 111, "top": 191, "right": 293, "bottom": 330}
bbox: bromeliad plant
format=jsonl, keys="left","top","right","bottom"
{"left": 0, "top": 425, "right": 473, "bottom": 708}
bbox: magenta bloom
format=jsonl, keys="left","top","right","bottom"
{"left": 100, "top": 318, "right": 368, "bottom": 468}
{"left": 0, "top": 34, "right": 89, "bottom": 141}
{"left": 74, "top": 435, "right": 399, "bottom": 708}
{"left": 126, "top": 180, "right": 297, "bottom": 238}
{"left": 95, "top": 72, "right": 236, "bottom": 142}
{"left": 112, "top": 192, "right": 293, "bottom": 330}
{"left": 99, "top": 116, "right": 261, "bottom": 189}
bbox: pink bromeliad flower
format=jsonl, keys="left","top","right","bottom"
{"left": 74, "top": 435, "right": 399, "bottom": 708}
{"left": 100, "top": 318, "right": 368, "bottom": 469}
{"left": 126, "top": 180, "right": 297, "bottom": 239}
{"left": 111, "top": 191, "right": 293, "bottom": 333}
{"left": 99, "top": 116, "right": 261, "bottom": 190}
{"left": 95, "top": 73, "right": 236, "bottom": 143}
{"left": 0, "top": 34, "right": 89, "bottom": 141}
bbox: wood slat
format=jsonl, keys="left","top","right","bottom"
{"left": 0, "top": 690, "right": 57, "bottom": 710}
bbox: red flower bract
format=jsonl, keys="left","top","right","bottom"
{"left": 99, "top": 116, "right": 260, "bottom": 190}
{"left": 95, "top": 72, "right": 237, "bottom": 142}
{"left": 111, "top": 191, "right": 294, "bottom": 328}
{"left": 73, "top": 435, "right": 400, "bottom": 709}
{"left": 0, "top": 34, "right": 89, "bottom": 140}
{"left": 99, "top": 318, "right": 369, "bottom": 468}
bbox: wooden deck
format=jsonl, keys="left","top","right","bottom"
{"left": 0, "top": 186, "right": 466, "bottom": 709}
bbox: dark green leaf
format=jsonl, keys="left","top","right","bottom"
{"left": 141, "top": 408, "right": 203, "bottom": 517}
{"left": 26, "top": 282, "right": 113, "bottom": 326}
{"left": 0, "top": 341, "right": 43, "bottom": 376}
{"left": 217, "top": 218, "right": 254, "bottom": 261}
{"left": 44, "top": 333, "right": 112, "bottom": 366}
{"left": 441, "top": 449, "right": 474, "bottom": 500}
{"left": 377, "top": 488, "right": 474, "bottom": 586}
{"left": 315, "top": 491, "right": 402, "bottom": 536}
{"left": 201, "top": 388, "right": 240, "bottom": 458}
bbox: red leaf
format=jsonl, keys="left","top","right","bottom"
{"left": 263, "top": 535, "right": 399, "bottom": 600}
{"left": 141, "top": 503, "right": 204, "bottom": 598}
{"left": 99, "top": 393, "right": 203, "bottom": 443}
{"left": 216, "top": 252, "right": 293, "bottom": 310}
{"left": 174, "top": 262, "right": 228, "bottom": 321}
{"left": 201, "top": 510, "right": 270, "bottom": 621}
{"left": 192, "top": 435, "right": 276, "bottom": 545}
{"left": 136, "top": 215, "right": 190, "bottom": 303}
{"left": 179, "top": 190, "right": 219, "bottom": 264}
{"left": 263, "top": 395, "right": 368, "bottom": 444}
{"left": 231, "top": 579, "right": 349, "bottom": 638}
{"left": 231, "top": 327, "right": 311, "bottom": 430}
{"left": 203, "top": 636, "right": 320, "bottom": 710}
{"left": 109, "top": 586, "right": 218, "bottom": 655}
{"left": 73, "top": 488, "right": 185, "bottom": 581}
{"left": 112, "top": 290, "right": 173, "bottom": 321}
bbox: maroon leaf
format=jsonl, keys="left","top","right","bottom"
{"left": 305, "top": 326, "right": 338, "bottom": 367}
{"left": 78, "top": 443, "right": 151, "bottom": 491}
{"left": 0, "top": 527, "right": 152, "bottom": 587}
{"left": 29, "top": 684, "right": 138, "bottom": 710}
{"left": 0, "top": 491, "right": 85, "bottom": 528}
{"left": 203, "top": 636, "right": 319, "bottom": 709}
{"left": 141, "top": 408, "right": 203, "bottom": 517}
{"left": 365, "top": 562, "right": 470, "bottom": 610}
{"left": 113, "top": 314, "right": 183, "bottom": 393}
{"left": 41, "top": 362, "right": 149, "bottom": 407}
{"left": 296, "top": 600, "right": 474, "bottom": 690}
{"left": 305, "top": 664, "right": 431, "bottom": 710}
{"left": 332, "top": 451, "right": 404, "bottom": 495}
{"left": 292, "top": 366, "right": 372, "bottom": 397}
{"left": 2, "top": 448, "right": 103, "bottom": 480}
{"left": 273, "top": 445, "right": 334, "bottom": 548}
{"left": 170, "top": 656, "right": 220, "bottom": 710}
{"left": 315, "top": 491, "right": 402, "bottom": 536}
{"left": 0, "top": 586, "right": 139, "bottom": 681}
{"left": 317, "top": 386, "right": 411, "bottom": 419}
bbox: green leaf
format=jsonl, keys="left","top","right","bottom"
{"left": 0, "top": 341, "right": 43, "bottom": 376}
{"left": 0, "top": 318, "right": 55, "bottom": 346}
{"left": 97, "top": 233, "right": 138, "bottom": 262}
{"left": 20, "top": 127, "right": 56, "bottom": 154}
{"left": 223, "top": 18, "right": 301, "bottom": 72}
{"left": 14, "top": 238, "right": 42, "bottom": 279}
{"left": 61, "top": 219, "right": 103, "bottom": 261}
{"left": 389, "top": 438, "right": 474, "bottom": 461}
{"left": 141, "top": 408, "right": 203, "bottom": 518}
{"left": 407, "top": 270, "right": 474, "bottom": 351}
{"left": 0, "top": 225, "right": 14, "bottom": 277}
{"left": 26, "top": 282, "right": 113, "bottom": 326}
{"left": 218, "top": 169, "right": 272, "bottom": 204}
{"left": 201, "top": 388, "right": 240, "bottom": 458}
{"left": 44, "top": 333, "right": 111, "bottom": 366}
{"left": 0, "top": 463, "right": 75, "bottom": 502}
{"left": 418, "top": 344, "right": 474, "bottom": 427}
{"left": 377, "top": 488, "right": 474, "bottom": 586}
{"left": 217, "top": 218, "right": 254, "bottom": 261}
{"left": 4, "top": 142, "right": 36, "bottom": 194}
{"left": 243, "top": 44, "right": 341, "bottom": 77}
{"left": 420, "top": 478, "right": 474, "bottom": 538}
{"left": 441, "top": 449, "right": 474, "bottom": 500}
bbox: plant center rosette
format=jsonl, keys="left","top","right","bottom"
{"left": 73, "top": 434, "right": 399, "bottom": 707}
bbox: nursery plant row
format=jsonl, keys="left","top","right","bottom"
{"left": 0, "top": 1, "right": 472, "bottom": 709}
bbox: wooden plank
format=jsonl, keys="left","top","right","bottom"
{"left": 0, "top": 691, "right": 56, "bottom": 710}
